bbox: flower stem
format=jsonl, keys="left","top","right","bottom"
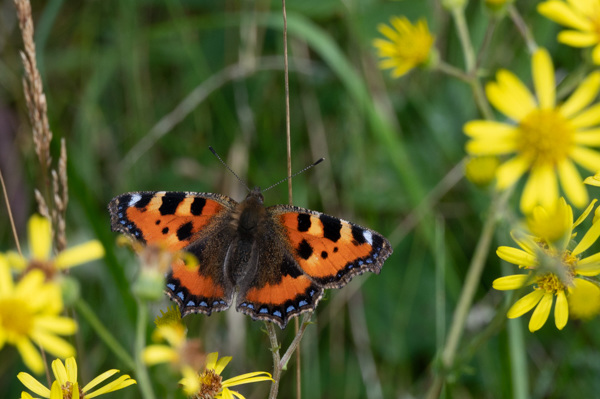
{"left": 75, "top": 298, "right": 135, "bottom": 370}
{"left": 267, "top": 322, "right": 282, "bottom": 399}
{"left": 135, "top": 299, "right": 156, "bottom": 399}
{"left": 449, "top": 4, "right": 494, "bottom": 119}
{"left": 508, "top": 5, "right": 537, "bottom": 53}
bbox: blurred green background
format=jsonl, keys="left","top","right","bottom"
{"left": 2, "top": 0, "right": 600, "bottom": 398}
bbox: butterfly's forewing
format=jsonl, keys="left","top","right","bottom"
{"left": 269, "top": 205, "right": 393, "bottom": 288}
{"left": 109, "top": 191, "right": 238, "bottom": 315}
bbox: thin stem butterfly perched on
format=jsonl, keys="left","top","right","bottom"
{"left": 109, "top": 154, "right": 392, "bottom": 328}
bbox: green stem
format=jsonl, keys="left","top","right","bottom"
{"left": 507, "top": 5, "right": 537, "bottom": 53}
{"left": 450, "top": 5, "right": 494, "bottom": 119}
{"left": 134, "top": 299, "right": 156, "bottom": 399}
{"left": 75, "top": 298, "right": 135, "bottom": 370}
{"left": 267, "top": 323, "right": 282, "bottom": 399}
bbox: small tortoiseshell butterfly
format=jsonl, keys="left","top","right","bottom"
{"left": 109, "top": 178, "right": 392, "bottom": 328}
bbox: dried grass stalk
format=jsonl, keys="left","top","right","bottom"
{"left": 14, "top": 0, "right": 53, "bottom": 170}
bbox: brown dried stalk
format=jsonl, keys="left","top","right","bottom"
{"left": 14, "top": 0, "right": 53, "bottom": 173}
{"left": 52, "top": 139, "right": 68, "bottom": 251}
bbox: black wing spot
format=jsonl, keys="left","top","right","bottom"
{"left": 351, "top": 225, "right": 366, "bottom": 245}
{"left": 321, "top": 251, "right": 328, "bottom": 259}
{"left": 333, "top": 247, "right": 338, "bottom": 253}
{"left": 281, "top": 256, "right": 302, "bottom": 278}
{"left": 159, "top": 193, "right": 186, "bottom": 215}
{"left": 155, "top": 220, "right": 161, "bottom": 225}
{"left": 320, "top": 214, "right": 342, "bottom": 242}
{"left": 177, "top": 222, "right": 194, "bottom": 241}
{"left": 162, "top": 227, "right": 169, "bottom": 234}
{"left": 190, "top": 197, "right": 206, "bottom": 216}
{"left": 297, "top": 239, "right": 313, "bottom": 260}
{"left": 135, "top": 194, "right": 153, "bottom": 209}
{"left": 297, "top": 213, "right": 311, "bottom": 232}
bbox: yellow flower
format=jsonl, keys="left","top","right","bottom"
{"left": 18, "top": 356, "right": 136, "bottom": 398}
{"left": 372, "top": 16, "right": 435, "bottom": 78}
{"left": 180, "top": 352, "right": 272, "bottom": 399}
{"left": 465, "top": 48, "right": 600, "bottom": 212}
{"left": 493, "top": 198, "right": 600, "bottom": 332}
{"left": 0, "top": 255, "right": 77, "bottom": 374}
{"left": 7, "top": 214, "right": 104, "bottom": 278}
{"left": 143, "top": 306, "right": 205, "bottom": 372}
{"left": 538, "top": 0, "right": 600, "bottom": 64}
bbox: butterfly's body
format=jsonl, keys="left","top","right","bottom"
{"left": 109, "top": 188, "right": 392, "bottom": 328}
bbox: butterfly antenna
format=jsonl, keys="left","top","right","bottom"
{"left": 262, "top": 157, "right": 324, "bottom": 193}
{"left": 209, "top": 146, "right": 251, "bottom": 192}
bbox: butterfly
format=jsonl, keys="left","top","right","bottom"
{"left": 109, "top": 188, "right": 392, "bottom": 328}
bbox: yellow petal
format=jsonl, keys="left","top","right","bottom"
{"left": 463, "top": 120, "right": 517, "bottom": 138}
{"left": 507, "top": 290, "right": 544, "bottom": 318}
{"left": 570, "top": 146, "right": 600, "bottom": 172}
{"left": 574, "top": 128, "right": 600, "bottom": 145}
{"left": 0, "top": 255, "right": 13, "bottom": 295}
{"left": 532, "top": 49, "right": 555, "bottom": 109}
{"left": 554, "top": 290, "right": 569, "bottom": 330}
{"left": 568, "top": 277, "right": 600, "bottom": 319}
{"left": 561, "top": 72, "right": 600, "bottom": 117}
{"left": 55, "top": 241, "right": 105, "bottom": 270}
{"left": 31, "top": 330, "right": 76, "bottom": 359}
{"left": 86, "top": 375, "right": 136, "bottom": 398}
{"left": 486, "top": 73, "right": 535, "bottom": 121}
{"left": 222, "top": 372, "right": 273, "bottom": 387}
{"left": 584, "top": 172, "right": 600, "bottom": 187}
{"left": 592, "top": 44, "right": 600, "bottom": 65}
{"left": 51, "top": 358, "right": 68, "bottom": 386}
{"left": 557, "top": 30, "right": 598, "bottom": 47}
{"left": 576, "top": 252, "right": 600, "bottom": 276}
{"left": 17, "top": 372, "right": 51, "bottom": 397}
{"left": 28, "top": 215, "right": 52, "bottom": 261}
{"left": 520, "top": 165, "right": 557, "bottom": 213}
{"left": 496, "top": 155, "right": 531, "bottom": 189}
{"left": 537, "top": 1, "right": 594, "bottom": 31}
{"left": 511, "top": 231, "right": 539, "bottom": 255}
{"left": 215, "top": 355, "right": 233, "bottom": 375}
{"left": 528, "top": 292, "right": 553, "bottom": 332}
{"left": 142, "top": 345, "right": 178, "bottom": 365}
{"left": 570, "top": 103, "right": 600, "bottom": 128}
{"left": 558, "top": 159, "right": 588, "bottom": 209}
{"left": 36, "top": 316, "right": 78, "bottom": 335}
{"left": 16, "top": 338, "right": 44, "bottom": 375}
{"left": 496, "top": 246, "right": 537, "bottom": 267}
{"left": 205, "top": 352, "right": 219, "bottom": 370}
{"left": 82, "top": 369, "right": 119, "bottom": 393}
{"left": 50, "top": 381, "right": 62, "bottom": 399}
{"left": 573, "top": 199, "right": 597, "bottom": 227}
{"left": 492, "top": 274, "right": 531, "bottom": 290}
{"left": 64, "top": 357, "right": 78, "bottom": 384}
{"left": 465, "top": 137, "right": 518, "bottom": 155}
{"left": 573, "top": 219, "right": 600, "bottom": 255}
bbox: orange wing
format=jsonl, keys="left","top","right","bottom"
{"left": 268, "top": 205, "right": 393, "bottom": 288}
{"left": 109, "top": 191, "right": 237, "bottom": 316}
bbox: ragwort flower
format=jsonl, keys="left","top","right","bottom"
{"left": 538, "top": 0, "right": 600, "bottom": 64}
{"left": 372, "top": 16, "right": 436, "bottom": 78}
{"left": 493, "top": 198, "right": 600, "bottom": 332}
{"left": 18, "top": 356, "right": 136, "bottom": 398}
{"left": 7, "top": 214, "right": 104, "bottom": 278}
{"left": 465, "top": 48, "right": 600, "bottom": 212}
{"left": 180, "top": 352, "right": 272, "bottom": 399}
{"left": 0, "top": 255, "right": 76, "bottom": 374}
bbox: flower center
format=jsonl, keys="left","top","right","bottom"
{"left": 0, "top": 298, "right": 33, "bottom": 341}
{"left": 194, "top": 369, "right": 222, "bottom": 399}
{"left": 534, "top": 250, "right": 577, "bottom": 293}
{"left": 62, "top": 381, "right": 85, "bottom": 399}
{"left": 517, "top": 109, "right": 574, "bottom": 166}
